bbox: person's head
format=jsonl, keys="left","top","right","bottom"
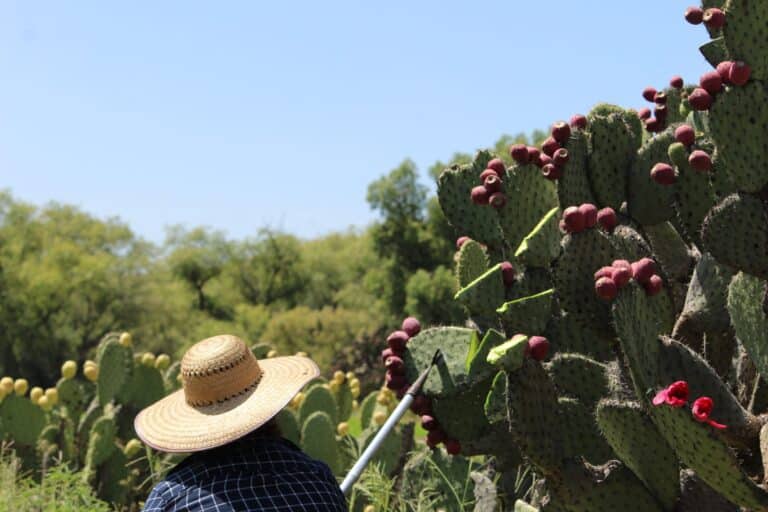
{"left": 134, "top": 334, "right": 317, "bottom": 452}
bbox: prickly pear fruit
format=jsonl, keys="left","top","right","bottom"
{"left": 728, "top": 61, "right": 751, "bottom": 86}
{"left": 702, "top": 8, "right": 725, "bottom": 29}
{"left": 471, "top": 186, "right": 490, "bottom": 205}
{"left": 688, "top": 88, "right": 713, "bottom": 110}
{"left": 562, "top": 206, "right": 586, "bottom": 233}
{"left": 595, "top": 277, "right": 618, "bottom": 301}
{"left": 487, "top": 158, "right": 505, "bottom": 175}
{"left": 13, "top": 379, "right": 28, "bottom": 397}
{"left": 61, "top": 360, "right": 77, "bottom": 380}
{"left": 579, "top": 203, "right": 598, "bottom": 228}
{"left": 373, "top": 411, "right": 387, "bottom": 426}
{"left": 651, "top": 163, "right": 676, "bottom": 185}
{"left": 402, "top": 317, "right": 421, "bottom": 337}
{"left": 631, "top": 258, "right": 657, "bottom": 283}
{"left": 643, "top": 86, "right": 657, "bottom": 102}
{"left": 675, "top": 125, "right": 695, "bottom": 147}
{"left": 30, "top": 387, "right": 43, "bottom": 404}
{"left": 141, "top": 352, "right": 156, "bottom": 367}
{"left": 644, "top": 274, "right": 664, "bottom": 296}
{"left": 510, "top": 144, "right": 530, "bottom": 164}
{"left": 597, "top": 207, "right": 618, "bottom": 232}
{"left": 445, "top": 439, "right": 461, "bottom": 455}
{"left": 551, "top": 121, "right": 571, "bottom": 143}
{"left": 155, "top": 354, "right": 171, "bottom": 370}
{"left": 501, "top": 261, "right": 516, "bottom": 286}
{"left": 527, "top": 336, "right": 550, "bottom": 361}
{"left": 119, "top": 331, "right": 132, "bottom": 347}
{"left": 84, "top": 364, "right": 99, "bottom": 382}
{"left": 387, "top": 331, "right": 409, "bottom": 351}
{"left": 337, "top": 422, "right": 349, "bottom": 436}
{"left": 488, "top": 192, "right": 507, "bottom": 209}
{"left": 688, "top": 150, "right": 712, "bottom": 172}
{"left": 684, "top": 6, "right": 703, "bottom": 24}
{"left": 570, "top": 114, "right": 587, "bottom": 129}
{"left": 44, "top": 388, "right": 58, "bottom": 406}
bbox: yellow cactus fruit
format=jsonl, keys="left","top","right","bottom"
{"left": 84, "top": 360, "right": 96, "bottom": 369}
{"left": 44, "top": 388, "right": 59, "bottom": 406}
{"left": 290, "top": 392, "right": 305, "bottom": 409}
{"left": 118, "top": 331, "right": 133, "bottom": 347}
{"left": 295, "top": 351, "right": 308, "bottom": 357}
{"left": 345, "top": 371, "right": 355, "bottom": 381}
{"left": 13, "top": 379, "right": 28, "bottom": 397}
{"left": 0, "top": 387, "right": 7, "bottom": 402}
{"left": 351, "top": 399, "right": 359, "bottom": 410}
{"left": 124, "top": 438, "right": 143, "bottom": 458}
{"left": 364, "top": 506, "right": 376, "bottom": 512}
{"left": 266, "top": 350, "right": 278, "bottom": 358}
{"left": 333, "top": 370, "right": 345, "bottom": 384}
{"left": 37, "top": 395, "right": 52, "bottom": 411}
{"left": 177, "top": 373, "right": 183, "bottom": 383}
{"left": 141, "top": 352, "right": 156, "bottom": 367}
{"left": 329, "top": 380, "right": 341, "bottom": 393}
{"left": 336, "top": 422, "right": 349, "bottom": 436}
{"left": 84, "top": 364, "right": 99, "bottom": 382}
{"left": 373, "top": 411, "right": 387, "bottom": 426}
{"left": 30, "top": 387, "right": 44, "bottom": 404}
{"left": 376, "top": 392, "right": 388, "bottom": 405}
{"left": 349, "top": 377, "right": 360, "bottom": 389}
{"left": 61, "top": 360, "right": 77, "bottom": 380}
{"left": 0, "top": 377, "right": 13, "bottom": 394}
{"left": 351, "top": 386, "right": 361, "bottom": 399}
{"left": 155, "top": 354, "right": 171, "bottom": 370}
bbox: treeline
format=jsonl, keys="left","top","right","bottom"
{"left": 0, "top": 132, "right": 545, "bottom": 386}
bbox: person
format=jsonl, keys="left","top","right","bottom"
{"left": 136, "top": 334, "right": 348, "bottom": 511}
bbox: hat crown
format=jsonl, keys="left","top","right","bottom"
{"left": 180, "top": 335, "right": 262, "bottom": 407}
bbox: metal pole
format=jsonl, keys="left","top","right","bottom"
{"left": 339, "top": 349, "right": 441, "bottom": 496}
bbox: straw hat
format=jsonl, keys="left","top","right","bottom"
{"left": 134, "top": 334, "right": 319, "bottom": 453}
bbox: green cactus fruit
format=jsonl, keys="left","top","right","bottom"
{"left": 486, "top": 334, "right": 528, "bottom": 373}
{"left": 699, "top": 37, "right": 730, "bottom": 70}
{"left": 275, "top": 408, "right": 301, "bottom": 446}
{"left": 466, "top": 328, "right": 506, "bottom": 381}
{"left": 546, "top": 353, "right": 608, "bottom": 406}
{"left": 496, "top": 162, "right": 558, "bottom": 250}
{"left": 702, "top": 193, "right": 768, "bottom": 279}
{"left": 586, "top": 105, "right": 640, "bottom": 209}
{"left": 558, "top": 397, "right": 614, "bottom": 463}
{"left": 456, "top": 239, "right": 489, "bottom": 288}
{"left": 557, "top": 130, "right": 596, "bottom": 207}
{"left": 359, "top": 391, "right": 378, "bottom": 431}
{"left": 721, "top": 0, "right": 768, "bottom": 80}
{"left": 359, "top": 423, "right": 403, "bottom": 476}
{"left": 595, "top": 399, "right": 680, "bottom": 510}
{"left": 437, "top": 151, "right": 505, "bottom": 249}
{"left": 650, "top": 401, "right": 768, "bottom": 509}
{"left": 0, "top": 395, "right": 46, "bottom": 447}
{"left": 497, "top": 289, "right": 554, "bottom": 339}
{"left": 298, "top": 384, "right": 338, "bottom": 426}
{"left": 96, "top": 339, "right": 133, "bottom": 406}
{"left": 454, "top": 263, "right": 505, "bottom": 317}
{"left": 514, "top": 207, "right": 561, "bottom": 268}
{"left": 119, "top": 363, "right": 166, "bottom": 410}
{"left": 729, "top": 272, "right": 768, "bottom": 382}
{"left": 544, "top": 313, "right": 614, "bottom": 360}
{"left": 709, "top": 82, "right": 768, "bottom": 192}
{"left": 300, "top": 411, "right": 341, "bottom": 475}
{"left": 627, "top": 125, "right": 677, "bottom": 225}
{"left": 553, "top": 228, "right": 615, "bottom": 329}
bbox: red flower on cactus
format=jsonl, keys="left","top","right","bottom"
{"left": 691, "top": 396, "right": 727, "bottom": 430}
{"left": 652, "top": 380, "right": 689, "bottom": 407}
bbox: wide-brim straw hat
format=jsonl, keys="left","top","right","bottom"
{"left": 135, "top": 334, "right": 319, "bottom": 453}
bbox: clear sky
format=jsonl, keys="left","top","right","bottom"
{"left": 0, "top": 1, "right": 710, "bottom": 243}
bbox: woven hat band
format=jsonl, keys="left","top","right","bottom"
{"left": 182, "top": 350, "right": 263, "bottom": 407}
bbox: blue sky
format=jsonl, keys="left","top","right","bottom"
{"left": 0, "top": 1, "right": 709, "bottom": 243}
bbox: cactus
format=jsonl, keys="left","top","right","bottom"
{"left": 300, "top": 410, "right": 341, "bottom": 475}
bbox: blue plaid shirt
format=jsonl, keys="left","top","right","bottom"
{"left": 142, "top": 436, "right": 348, "bottom": 511}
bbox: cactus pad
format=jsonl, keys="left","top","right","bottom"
{"left": 728, "top": 272, "right": 768, "bottom": 380}
{"left": 298, "top": 385, "right": 338, "bottom": 425}
{"left": 96, "top": 339, "right": 133, "bottom": 406}
{"left": 546, "top": 353, "right": 608, "bottom": 406}
{"left": 558, "top": 130, "right": 596, "bottom": 207}
{"left": 497, "top": 164, "right": 558, "bottom": 250}
{"left": 454, "top": 263, "right": 505, "bottom": 317}
{"left": 300, "top": 411, "right": 341, "bottom": 475}
{"left": 456, "top": 239, "right": 490, "bottom": 288}
{"left": 722, "top": 0, "right": 768, "bottom": 80}
{"left": 627, "top": 126, "right": 677, "bottom": 225}
{"left": 275, "top": 408, "right": 300, "bottom": 446}
{"left": 0, "top": 395, "right": 45, "bottom": 446}
{"left": 557, "top": 397, "right": 614, "bottom": 463}
{"left": 404, "top": 326, "right": 475, "bottom": 397}
{"left": 514, "top": 207, "right": 561, "bottom": 268}
{"left": 497, "top": 289, "right": 554, "bottom": 338}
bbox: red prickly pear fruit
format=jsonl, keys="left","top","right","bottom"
{"left": 539, "top": 153, "right": 553, "bottom": 167}
{"left": 479, "top": 168, "right": 499, "bottom": 182}
{"left": 500, "top": 261, "right": 516, "bottom": 287}
{"left": 541, "top": 163, "right": 562, "bottom": 180}
{"left": 699, "top": 71, "right": 723, "bottom": 95}
{"left": 402, "top": 317, "right": 421, "bottom": 337}
{"left": 488, "top": 192, "right": 507, "bottom": 209}
{"left": 716, "top": 61, "right": 733, "bottom": 83}
{"left": 570, "top": 114, "right": 587, "bottom": 130}
{"left": 689, "top": 150, "right": 712, "bottom": 172}
{"left": 654, "top": 91, "right": 667, "bottom": 105}
{"left": 579, "top": 203, "right": 598, "bottom": 228}
{"left": 551, "top": 121, "right": 571, "bottom": 144}
{"left": 612, "top": 259, "right": 632, "bottom": 271}
{"left": 456, "top": 236, "right": 470, "bottom": 250}
{"left": 688, "top": 88, "right": 713, "bottom": 110}
{"left": 644, "top": 274, "right": 664, "bottom": 296}
{"left": 654, "top": 105, "right": 668, "bottom": 121}
{"left": 638, "top": 107, "right": 651, "bottom": 120}
{"left": 426, "top": 429, "right": 447, "bottom": 446}
{"left": 421, "top": 414, "right": 437, "bottom": 431}
{"left": 650, "top": 163, "right": 676, "bottom": 185}
{"left": 594, "top": 266, "right": 614, "bottom": 280}
{"left": 445, "top": 438, "right": 461, "bottom": 455}
{"left": 595, "top": 276, "right": 618, "bottom": 301}
{"left": 385, "top": 355, "right": 405, "bottom": 374}
{"left": 381, "top": 347, "right": 396, "bottom": 363}
{"left": 387, "top": 330, "right": 410, "bottom": 351}
{"left": 644, "top": 117, "right": 663, "bottom": 133}
{"left": 670, "top": 75, "right": 684, "bottom": 89}
{"left": 597, "top": 207, "right": 618, "bottom": 232}
{"left": 684, "top": 6, "right": 703, "bottom": 24}
{"left": 642, "top": 86, "right": 657, "bottom": 102}
{"left": 487, "top": 158, "right": 506, "bottom": 175}
{"left": 471, "top": 186, "right": 490, "bottom": 205}
{"left": 729, "top": 61, "right": 751, "bottom": 86}
{"left": 541, "top": 137, "right": 561, "bottom": 157}
{"left": 703, "top": 8, "right": 725, "bottom": 29}
{"left": 527, "top": 146, "right": 541, "bottom": 164}
{"left": 552, "top": 148, "right": 569, "bottom": 167}
{"left": 410, "top": 394, "right": 430, "bottom": 415}
{"left": 611, "top": 266, "right": 632, "bottom": 288}
{"left": 396, "top": 385, "right": 408, "bottom": 399}
{"left": 509, "top": 144, "right": 530, "bottom": 164}
{"left": 385, "top": 371, "right": 407, "bottom": 390}
{"left": 674, "top": 125, "right": 696, "bottom": 147}
{"left": 483, "top": 174, "right": 503, "bottom": 193}
{"left": 562, "top": 206, "right": 586, "bottom": 234}
{"left": 631, "top": 258, "right": 657, "bottom": 283}
{"left": 527, "top": 336, "right": 550, "bottom": 361}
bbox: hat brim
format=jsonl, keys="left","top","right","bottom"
{"left": 134, "top": 355, "right": 319, "bottom": 453}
